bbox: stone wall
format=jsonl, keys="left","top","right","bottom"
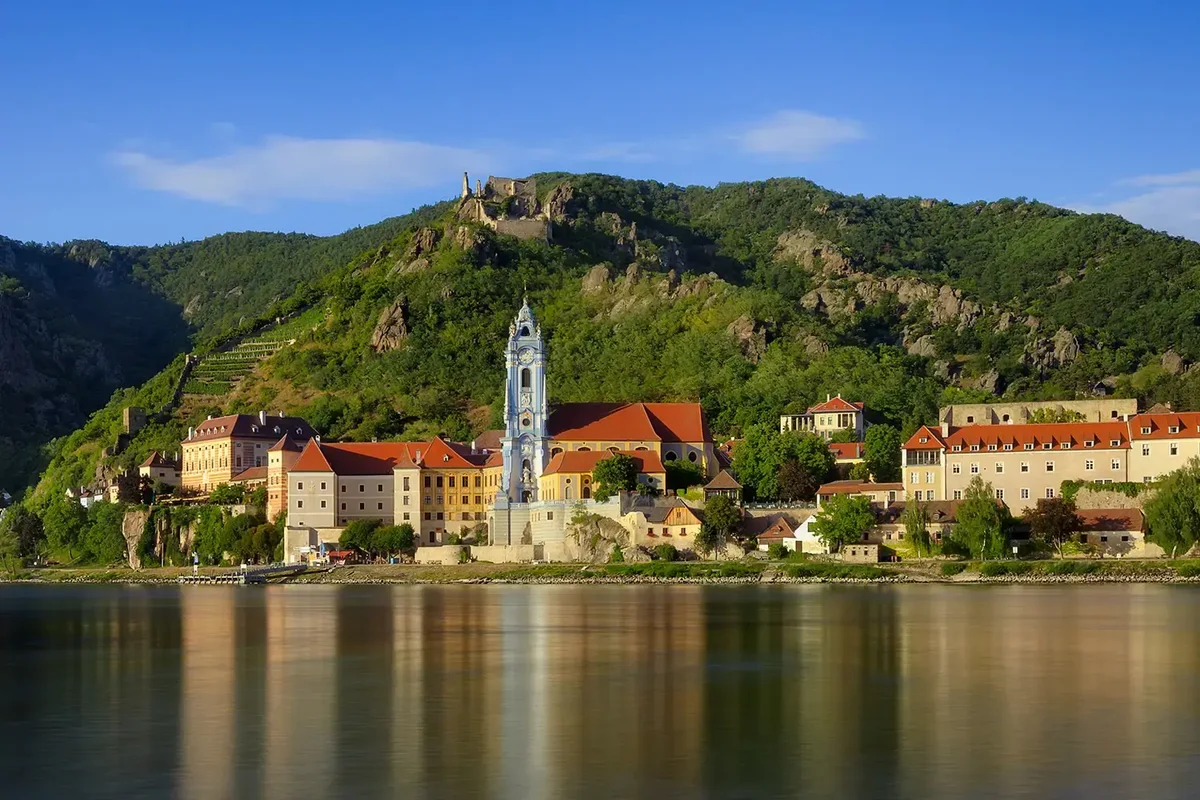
{"left": 414, "top": 545, "right": 465, "bottom": 565}
{"left": 1073, "top": 487, "right": 1153, "bottom": 510}
{"left": 494, "top": 218, "right": 550, "bottom": 242}
{"left": 940, "top": 398, "right": 1137, "bottom": 426}
{"left": 471, "top": 544, "right": 538, "bottom": 563}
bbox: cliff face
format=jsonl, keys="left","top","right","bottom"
{"left": 0, "top": 238, "right": 188, "bottom": 491}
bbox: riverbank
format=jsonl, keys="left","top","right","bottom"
{"left": 6, "top": 559, "right": 1200, "bottom": 585}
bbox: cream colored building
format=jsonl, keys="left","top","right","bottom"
{"left": 904, "top": 421, "right": 1132, "bottom": 514}
{"left": 939, "top": 398, "right": 1136, "bottom": 427}
{"left": 1126, "top": 411, "right": 1200, "bottom": 484}
{"left": 181, "top": 411, "right": 316, "bottom": 493}
{"left": 780, "top": 395, "right": 865, "bottom": 440}
{"left": 138, "top": 451, "right": 180, "bottom": 487}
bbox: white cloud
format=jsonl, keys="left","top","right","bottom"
{"left": 1078, "top": 169, "right": 1200, "bottom": 243}
{"left": 1119, "top": 168, "right": 1200, "bottom": 187}
{"left": 112, "top": 136, "right": 493, "bottom": 208}
{"left": 734, "top": 110, "right": 865, "bottom": 160}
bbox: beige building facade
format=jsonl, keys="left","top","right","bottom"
{"left": 181, "top": 412, "right": 316, "bottom": 493}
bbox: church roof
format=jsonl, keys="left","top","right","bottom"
{"left": 548, "top": 402, "right": 709, "bottom": 443}
{"left": 704, "top": 469, "right": 742, "bottom": 490}
{"left": 542, "top": 449, "right": 666, "bottom": 476}
{"left": 289, "top": 436, "right": 491, "bottom": 475}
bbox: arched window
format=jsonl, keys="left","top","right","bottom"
{"left": 520, "top": 326, "right": 530, "bottom": 337}
{"left": 608, "top": 446, "right": 619, "bottom": 452}
{"left": 551, "top": 447, "right": 563, "bottom": 457}
{"left": 664, "top": 451, "right": 678, "bottom": 461}
{"left": 521, "top": 368, "right": 531, "bottom": 389}
{"left": 565, "top": 484, "right": 574, "bottom": 500}
{"left": 582, "top": 485, "right": 591, "bottom": 499}
{"left": 634, "top": 446, "right": 648, "bottom": 451}
{"left": 577, "top": 446, "right": 591, "bottom": 452}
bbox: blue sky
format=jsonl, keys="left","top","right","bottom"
{"left": 4, "top": 0, "right": 1199, "bottom": 245}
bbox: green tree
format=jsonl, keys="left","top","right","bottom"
{"left": 693, "top": 523, "right": 724, "bottom": 559}
{"left": 592, "top": 453, "right": 639, "bottom": 501}
{"left": 0, "top": 505, "right": 43, "bottom": 559}
{"left": 779, "top": 459, "right": 819, "bottom": 502}
{"left": 703, "top": 494, "right": 742, "bottom": 540}
{"left": 1144, "top": 458, "right": 1200, "bottom": 558}
{"left": 208, "top": 483, "right": 246, "bottom": 505}
{"left": 42, "top": 496, "right": 88, "bottom": 560}
{"left": 340, "top": 518, "right": 383, "bottom": 558}
{"left": 733, "top": 425, "right": 834, "bottom": 501}
{"left": 811, "top": 495, "right": 875, "bottom": 551}
{"left": 665, "top": 460, "right": 704, "bottom": 491}
{"left": 829, "top": 427, "right": 859, "bottom": 443}
{"left": 0, "top": 520, "right": 20, "bottom": 576}
{"left": 248, "top": 485, "right": 268, "bottom": 509}
{"left": 1025, "top": 496, "right": 1084, "bottom": 558}
{"left": 372, "top": 524, "right": 416, "bottom": 559}
{"left": 83, "top": 502, "right": 128, "bottom": 565}
{"left": 902, "top": 497, "right": 933, "bottom": 557}
{"left": 654, "top": 543, "right": 679, "bottom": 562}
{"left": 953, "top": 476, "right": 1008, "bottom": 559}
{"left": 864, "top": 424, "right": 902, "bottom": 483}
{"left": 848, "top": 462, "right": 872, "bottom": 481}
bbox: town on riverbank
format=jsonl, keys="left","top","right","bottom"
{"left": 8, "top": 301, "right": 1200, "bottom": 577}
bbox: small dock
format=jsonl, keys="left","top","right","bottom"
{"left": 179, "top": 564, "right": 307, "bottom": 585}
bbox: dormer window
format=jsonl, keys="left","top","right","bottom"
{"left": 1061, "top": 442, "right": 1071, "bottom": 449}
{"left": 1169, "top": 426, "right": 1180, "bottom": 434}
{"left": 1110, "top": 439, "right": 1121, "bottom": 447}
{"left": 987, "top": 444, "right": 997, "bottom": 452}
{"left": 251, "top": 425, "right": 259, "bottom": 433}
{"left": 1043, "top": 443, "right": 1052, "bottom": 450}
{"left": 1003, "top": 444, "right": 1013, "bottom": 451}
{"left": 952, "top": 445, "right": 962, "bottom": 452}
{"left": 1085, "top": 440, "right": 1095, "bottom": 448}
{"left": 919, "top": 437, "right": 928, "bottom": 444}
{"left": 1141, "top": 426, "right": 1152, "bottom": 435}
{"left": 970, "top": 444, "right": 980, "bottom": 452}
{"left": 1024, "top": 443, "right": 1034, "bottom": 451}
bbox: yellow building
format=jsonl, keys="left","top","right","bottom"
{"left": 181, "top": 411, "right": 316, "bottom": 493}
{"left": 538, "top": 449, "right": 667, "bottom": 501}
{"left": 138, "top": 451, "right": 180, "bottom": 487}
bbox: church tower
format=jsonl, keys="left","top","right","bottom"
{"left": 499, "top": 298, "right": 549, "bottom": 503}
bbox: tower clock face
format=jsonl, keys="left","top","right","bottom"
{"left": 518, "top": 347, "right": 534, "bottom": 365}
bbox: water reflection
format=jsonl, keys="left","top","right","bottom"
{"left": 2, "top": 585, "right": 1200, "bottom": 798}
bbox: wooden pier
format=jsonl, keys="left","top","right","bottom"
{"left": 178, "top": 564, "right": 307, "bottom": 585}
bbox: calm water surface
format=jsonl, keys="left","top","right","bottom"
{"left": 1, "top": 584, "right": 1199, "bottom": 799}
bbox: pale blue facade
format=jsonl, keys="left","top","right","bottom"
{"left": 499, "top": 299, "right": 549, "bottom": 503}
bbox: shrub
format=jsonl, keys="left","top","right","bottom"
{"left": 1039, "top": 560, "right": 1101, "bottom": 576}
{"left": 940, "top": 562, "right": 967, "bottom": 576}
{"left": 979, "top": 561, "right": 1032, "bottom": 577}
{"left": 783, "top": 562, "right": 889, "bottom": 580}
{"left": 609, "top": 544, "right": 624, "bottom": 563}
{"left": 1176, "top": 563, "right": 1200, "bottom": 578}
{"left": 766, "top": 542, "right": 789, "bottom": 560}
{"left": 653, "top": 543, "right": 679, "bottom": 562}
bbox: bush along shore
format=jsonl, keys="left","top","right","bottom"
{"left": 6, "top": 559, "right": 1200, "bottom": 585}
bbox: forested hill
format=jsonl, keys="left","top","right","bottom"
{"left": 23, "top": 172, "right": 1200, "bottom": 501}
{"left": 0, "top": 201, "right": 452, "bottom": 492}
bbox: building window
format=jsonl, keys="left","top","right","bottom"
{"left": 1003, "top": 444, "right": 1013, "bottom": 451}
{"left": 1021, "top": 462, "right": 1029, "bottom": 473}
{"left": 970, "top": 463, "right": 979, "bottom": 474}
{"left": 449, "top": 476, "right": 456, "bottom": 488}
{"left": 547, "top": 512, "right": 554, "bottom": 521}
{"left": 474, "top": 476, "right": 482, "bottom": 488}
{"left": 1021, "top": 488, "right": 1029, "bottom": 499}
{"left": 1110, "top": 439, "right": 1121, "bottom": 447}
{"left": 436, "top": 476, "right": 443, "bottom": 488}
{"left": 1171, "top": 443, "right": 1179, "bottom": 456}
{"left": 403, "top": 513, "right": 410, "bottom": 521}
{"left": 966, "top": 415, "right": 974, "bottom": 423}
{"left": 1043, "top": 443, "right": 1052, "bottom": 450}
{"left": 297, "top": 482, "right": 304, "bottom": 490}
{"left": 320, "top": 500, "right": 327, "bottom": 508}
{"left": 436, "top": 495, "right": 443, "bottom": 504}
{"left": 425, "top": 496, "right": 431, "bottom": 504}
{"left": 925, "top": 472, "right": 933, "bottom": 483}
{"left": 995, "top": 489, "right": 1004, "bottom": 500}
{"left": 1112, "top": 459, "right": 1121, "bottom": 470}
{"left": 378, "top": 503, "right": 383, "bottom": 510}
{"left": 970, "top": 445, "right": 979, "bottom": 452}
{"left": 424, "top": 476, "right": 431, "bottom": 488}
{"left": 952, "top": 464, "right": 961, "bottom": 474}
{"left": 1046, "top": 488, "right": 1055, "bottom": 498}
{"left": 1046, "top": 461, "right": 1054, "bottom": 472}
{"left": 521, "top": 368, "right": 531, "bottom": 389}
{"left": 910, "top": 471, "right": 918, "bottom": 483}
{"left": 462, "top": 495, "right": 468, "bottom": 505}
{"left": 1142, "top": 444, "right": 1151, "bottom": 457}
{"left": 952, "top": 445, "right": 962, "bottom": 452}
{"left": 953, "top": 490, "right": 962, "bottom": 500}
{"left": 424, "top": 512, "right": 431, "bottom": 520}
{"left": 436, "top": 512, "right": 444, "bottom": 521}
{"left": 403, "top": 477, "right": 410, "bottom": 490}
{"left": 987, "top": 444, "right": 997, "bottom": 452}
{"left": 359, "top": 503, "right": 364, "bottom": 510}
{"left": 341, "top": 503, "right": 346, "bottom": 510}
{"left": 341, "top": 485, "right": 346, "bottom": 493}
{"left": 1085, "top": 460, "right": 1094, "bottom": 471}
{"left": 297, "top": 500, "right": 303, "bottom": 508}
{"left": 474, "top": 495, "right": 481, "bottom": 505}
{"left": 378, "top": 484, "right": 384, "bottom": 492}
{"left": 1122, "top": 535, "right": 1129, "bottom": 542}
{"left": 995, "top": 463, "right": 1004, "bottom": 474}
{"left": 359, "top": 484, "right": 365, "bottom": 493}
{"left": 1024, "top": 443, "right": 1034, "bottom": 451}
{"left": 1141, "top": 426, "right": 1152, "bottom": 435}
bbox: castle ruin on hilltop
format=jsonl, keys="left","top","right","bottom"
{"left": 456, "top": 172, "right": 553, "bottom": 242}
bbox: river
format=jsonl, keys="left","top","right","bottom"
{"left": 1, "top": 584, "right": 1198, "bottom": 798}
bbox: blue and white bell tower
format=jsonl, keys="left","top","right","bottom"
{"left": 500, "top": 298, "right": 549, "bottom": 503}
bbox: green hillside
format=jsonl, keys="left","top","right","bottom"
{"left": 0, "top": 201, "right": 452, "bottom": 492}
{"left": 24, "top": 173, "right": 1200, "bottom": 504}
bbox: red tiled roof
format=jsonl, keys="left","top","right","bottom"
{"left": 472, "top": 429, "right": 504, "bottom": 451}
{"left": 290, "top": 437, "right": 491, "bottom": 475}
{"left": 543, "top": 449, "right": 666, "bottom": 476}
{"left": 944, "top": 421, "right": 1130, "bottom": 450}
{"left": 229, "top": 466, "right": 267, "bottom": 483}
{"left": 1078, "top": 508, "right": 1144, "bottom": 532}
{"left": 548, "top": 402, "right": 709, "bottom": 443}
{"left": 1128, "top": 413, "right": 1200, "bottom": 440}
{"left": 829, "top": 441, "right": 864, "bottom": 460}
{"left": 752, "top": 515, "right": 795, "bottom": 540}
{"left": 267, "top": 435, "right": 306, "bottom": 453}
{"left": 420, "top": 435, "right": 489, "bottom": 469}
{"left": 817, "top": 480, "right": 904, "bottom": 496}
{"left": 291, "top": 439, "right": 334, "bottom": 472}
{"left": 808, "top": 396, "right": 864, "bottom": 413}
{"left": 704, "top": 469, "right": 742, "bottom": 490}
{"left": 903, "top": 426, "right": 946, "bottom": 450}
{"left": 139, "top": 451, "right": 178, "bottom": 469}
{"left": 189, "top": 414, "right": 316, "bottom": 443}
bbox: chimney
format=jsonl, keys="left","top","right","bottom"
{"left": 187, "top": 427, "right": 194, "bottom": 439}
{"left": 827, "top": 393, "right": 831, "bottom": 402}
{"left": 277, "top": 410, "right": 284, "bottom": 419}
{"left": 940, "top": 420, "right": 950, "bottom": 437}
{"left": 259, "top": 410, "right": 267, "bottom": 426}
{"left": 207, "top": 414, "right": 213, "bottom": 421}
{"left": 416, "top": 449, "right": 422, "bottom": 462}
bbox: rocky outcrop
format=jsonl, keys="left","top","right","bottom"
{"left": 569, "top": 514, "right": 633, "bottom": 563}
{"left": 658, "top": 237, "right": 687, "bottom": 272}
{"left": 1024, "top": 327, "right": 1081, "bottom": 373}
{"left": 776, "top": 229, "right": 850, "bottom": 274}
{"left": 1163, "top": 350, "right": 1186, "bottom": 375}
{"left": 542, "top": 182, "right": 575, "bottom": 221}
{"left": 371, "top": 296, "right": 409, "bottom": 353}
{"left": 726, "top": 315, "right": 769, "bottom": 363}
{"left": 122, "top": 509, "right": 149, "bottom": 569}
{"left": 965, "top": 368, "right": 1002, "bottom": 394}
{"left": 1052, "top": 327, "right": 1080, "bottom": 365}
{"left": 905, "top": 334, "right": 938, "bottom": 358}
{"left": 183, "top": 295, "right": 202, "bottom": 318}
{"left": 582, "top": 265, "right": 611, "bottom": 294}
